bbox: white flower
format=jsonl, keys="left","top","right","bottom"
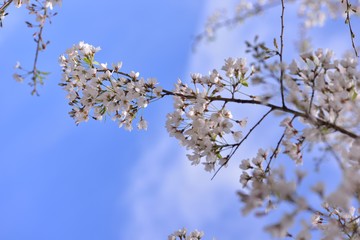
{"left": 239, "top": 159, "right": 251, "bottom": 170}
{"left": 175, "top": 228, "right": 187, "bottom": 237}
{"left": 265, "top": 213, "right": 294, "bottom": 238}
{"left": 257, "top": 148, "right": 267, "bottom": 160}
{"left": 349, "top": 139, "right": 360, "bottom": 163}
{"left": 288, "top": 60, "right": 299, "bottom": 74}
{"left": 311, "top": 213, "right": 322, "bottom": 228}
{"left": 187, "top": 153, "right": 201, "bottom": 165}
{"left": 219, "top": 119, "right": 233, "bottom": 134}
{"left": 232, "top": 131, "right": 242, "bottom": 142}
{"left": 13, "top": 73, "right": 24, "bottom": 82}
{"left": 45, "top": 0, "right": 62, "bottom": 10}
{"left": 112, "top": 62, "right": 123, "bottom": 71}
{"left": 137, "top": 96, "right": 148, "bottom": 108}
{"left": 14, "top": 0, "right": 29, "bottom": 8}
{"left": 14, "top": 61, "right": 21, "bottom": 69}
{"left": 137, "top": 117, "right": 148, "bottom": 130}
{"left": 153, "top": 86, "right": 163, "bottom": 97}
{"left": 78, "top": 41, "right": 99, "bottom": 56}
{"left": 130, "top": 71, "right": 139, "bottom": 79}
{"left": 100, "top": 63, "right": 108, "bottom": 70}
{"left": 240, "top": 171, "right": 251, "bottom": 187}
{"left": 251, "top": 156, "right": 263, "bottom": 167}
{"left": 188, "top": 229, "right": 204, "bottom": 239}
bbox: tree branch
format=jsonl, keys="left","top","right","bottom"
{"left": 192, "top": 1, "right": 281, "bottom": 51}
{"left": 211, "top": 108, "right": 273, "bottom": 180}
{"left": 162, "top": 90, "right": 359, "bottom": 139}
{"left": 31, "top": 6, "right": 47, "bottom": 95}
{"left": 279, "top": 0, "right": 286, "bottom": 107}
{"left": 0, "top": 0, "right": 12, "bottom": 12}
{"left": 0, "top": 0, "right": 13, "bottom": 27}
{"left": 343, "top": 0, "right": 358, "bottom": 57}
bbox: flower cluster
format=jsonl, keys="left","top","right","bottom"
{"left": 59, "top": 40, "right": 360, "bottom": 238}
{"left": 168, "top": 228, "right": 204, "bottom": 240}
{"left": 60, "top": 43, "right": 257, "bottom": 173}
{"left": 4, "top": 0, "right": 360, "bottom": 238}
{"left": 166, "top": 58, "right": 252, "bottom": 172}
{"left": 238, "top": 153, "right": 302, "bottom": 238}
{"left": 196, "top": 0, "right": 360, "bottom": 54}
{"left": 286, "top": 49, "right": 360, "bottom": 123}
{"left": 59, "top": 42, "right": 162, "bottom": 130}
{"left": 308, "top": 169, "right": 360, "bottom": 239}
{"left": 9, "top": 0, "right": 62, "bottom": 94}
{"left": 14, "top": 0, "right": 62, "bottom": 9}
{"left": 279, "top": 117, "right": 303, "bottom": 165}
{"left": 200, "top": 0, "right": 278, "bottom": 43}
{"left": 285, "top": 48, "right": 360, "bottom": 158}
{"left": 233, "top": 48, "right": 360, "bottom": 238}
{"left": 298, "top": 0, "right": 360, "bottom": 28}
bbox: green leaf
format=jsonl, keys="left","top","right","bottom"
{"left": 352, "top": 90, "right": 358, "bottom": 101}
{"left": 273, "top": 38, "right": 278, "bottom": 49}
{"left": 240, "top": 79, "right": 249, "bottom": 87}
{"left": 259, "top": 44, "right": 269, "bottom": 51}
{"left": 211, "top": 134, "right": 217, "bottom": 141}
{"left": 39, "top": 71, "right": 50, "bottom": 75}
{"left": 100, "top": 107, "right": 107, "bottom": 115}
{"left": 83, "top": 57, "right": 92, "bottom": 66}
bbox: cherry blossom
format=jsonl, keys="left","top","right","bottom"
{"left": 59, "top": 37, "right": 360, "bottom": 238}
{"left": 6, "top": 0, "right": 360, "bottom": 238}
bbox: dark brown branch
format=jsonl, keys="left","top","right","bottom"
{"left": 211, "top": 108, "right": 273, "bottom": 180}
{"left": 0, "top": 0, "right": 12, "bottom": 12}
{"left": 31, "top": 7, "right": 47, "bottom": 95}
{"left": 279, "top": 0, "right": 286, "bottom": 107}
{"left": 162, "top": 90, "right": 359, "bottom": 139}
{"left": 343, "top": 0, "right": 359, "bottom": 57}
{"left": 265, "top": 127, "right": 287, "bottom": 173}
{"left": 0, "top": 0, "right": 13, "bottom": 27}
{"left": 98, "top": 69, "right": 132, "bottom": 79}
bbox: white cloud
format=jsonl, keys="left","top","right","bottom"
{"left": 121, "top": 132, "right": 267, "bottom": 239}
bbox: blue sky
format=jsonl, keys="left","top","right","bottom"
{"left": 0, "top": 1, "right": 358, "bottom": 240}
{"left": 0, "top": 1, "right": 262, "bottom": 239}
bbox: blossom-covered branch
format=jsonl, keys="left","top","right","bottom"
{"left": 343, "top": 0, "right": 359, "bottom": 57}
{"left": 193, "top": 0, "right": 280, "bottom": 50}
{"left": 0, "top": 0, "right": 12, "bottom": 27}
{"left": 195, "top": 0, "right": 360, "bottom": 54}
{"left": 168, "top": 228, "right": 204, "bottom": 240}
{"left": 59, "top": 39, "right": 360, "bottom": 238}
{"left": 9, "top": 0, "right": 61, "bottom": 95}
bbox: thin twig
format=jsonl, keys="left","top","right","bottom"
{"left": 265, "top": 130, "right": 286, "bottom": 173}
{"left": 31, "top": 7, "right": 47, "bottom": 95}
{"left": 349, "top": 214, "right": 360, "bottom": 223}
{"left": 0, "top": 0, "right": 12, "bottom": 12}
{"left": 265, "top": 115, "right": 297, "bottom": 173}
{"left": 343, "top": 0, "right": 359, "bottom": 57}
{"left": 161, "top": 90, "right": 359, "bottom": 139}
{"left": 211, "top": 108, "right": 273, "bottom": 180}
{"left": 279, "top": 0, "right": 286, "bottom": 107}
{"left": 308, "top": 68, "right": 320, "bottom": 113}
{"left": 0, "top": 0, "right": 13, "bottom": 27}
{"left": 192, "top": 2, "right": 281, "bottom": 51}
